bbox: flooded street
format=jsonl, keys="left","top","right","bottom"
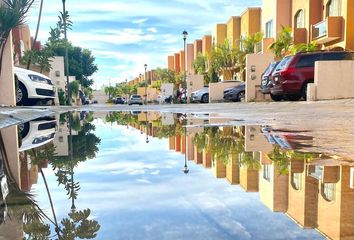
{"left": 0, "top": 111, "right": 353, "bottom": 239}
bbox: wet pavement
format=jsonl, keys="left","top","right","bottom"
{"left": 0, "top": 110, "right": 353, "bottom": 239}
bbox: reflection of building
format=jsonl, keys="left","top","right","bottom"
{"left": 309, "top": 164, "right": 354, "bottom": 240}
{"left": 239, "top": 161, "right": 259, "bottom": 192}
{"left": 226, "top": 153, "right": 240, "bottom": 184}
{"left": 259, "top": 155, "right": 288, "bottom": 212}
{"left": 287, "top": 159, "right": 318, "bottom": 228}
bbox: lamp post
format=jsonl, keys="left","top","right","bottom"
{"left": 144, "top": 64, "right": 147, "bottom": 105}
{"left": 125, "top": 78, "right": 129, "bottom": 103}
{"left": 182, "top": 30, "right": 188, "bottom": 103}
{"left": 183, "top": 127, "right": 189, "bottom": 174}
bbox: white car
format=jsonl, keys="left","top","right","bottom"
{"left": 15, "top": 67, "right": 56, "bottom": 105}
{"left": 19, "top": 118, "right": 57, "bottom": 152}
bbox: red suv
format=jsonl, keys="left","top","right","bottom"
{"left": 270, "top": 51, "right": 354, "bottom": 101}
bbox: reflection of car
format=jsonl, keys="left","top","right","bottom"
{"left": 1, "top": 147, "right": 9, "bottom": 224}
{"left": 223, "top": 83, "right": 245, "bottom": 102}
{"left": 19, "top": 118, "right": 57, "bottom": 151}
{"left": 191, "top": 86, "right": 209, "bottom": 103}
{"left": 270, "top": 51, "right": 354, "bottom": 101}
{"left": 128, "top": 95, "right": 143, "bottom": 105}
{"left": 15, "top": 67, "right": 55, "bottom": 105}
{"left": 261, "top": 61, "right": 280, "bottom": 94}
{"left": 115, "top": 97, "right": 126, "bottom": 104}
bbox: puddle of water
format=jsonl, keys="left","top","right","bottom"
{"left": 0, "top": 111, "right": 353, "bottom": 240}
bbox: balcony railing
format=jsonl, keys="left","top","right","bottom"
{"left": 311, "top": 16, "right": 343, "bottom": 44}
{"left": 312, "top": 20, "right": 327, "bottom": 39}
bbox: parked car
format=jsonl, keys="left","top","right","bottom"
{"left": 270, "top": 51, "right": 354, "bottom": 101}
{"left": 223, "top": 83, "right": 245, "bottom": 102}
{"left": 115, "top": 97, "right": 126, "bottom": 104}
{"left": 18, "top": 118, "right": 57, "bottom": 151}
{"left": 261, "top": 61, "right": 280, "bottom": 94}
{"left": 15, "top": 67, "right": 55, "bottom": 105}
{"left": 128, "top": 95, "right": 143, "bottom": 105}
{"left": 191, "top": 86, "right": 209, "bottom": 103}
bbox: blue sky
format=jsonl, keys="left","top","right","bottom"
{"left": 32, "top": 118, "right": 324, "bottom": 239}
{"left": 27, "top": 0, "right": 262, "bottom": 89}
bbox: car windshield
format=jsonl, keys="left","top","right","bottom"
{"left": 275, "top": 56, "right": 292, "bottom": 71}
{"left": 131, "top": 95, "right": 141, "bottom": 99}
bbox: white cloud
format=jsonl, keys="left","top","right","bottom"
{"left": 133, "top": 18, "right": 149, "bottom": 24}
{"left": 147, "top": 27, "right": 158, "bottom": 33}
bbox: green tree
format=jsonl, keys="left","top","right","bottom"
{"left": 193, "top": 53, "right": 208, "bottom": 75}
{"left": 69, "top": 80, "right": 80, "bottom": 99}
{"left": 290, "top": 41, "right": 318, "bottom": 54}
{"left": 0, "top": 0, "right": 35, "bottom": 75}
{"left": 155, "top": 67, "right": 176, "bottom": 84}
{"left": 21, "top": 48, "right": 53, "bottom": 73}
{"left": 268, "top": 26, "right": 293, "bottom": 59}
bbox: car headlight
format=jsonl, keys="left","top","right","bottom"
{"left": 29, "top": 74, "right": 49, "bottom": 83}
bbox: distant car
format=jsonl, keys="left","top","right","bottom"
{"left": 128, "top": 95, "right": 143, "bottom": 105}
{"left": 261, "top": 61, "right": 280, "bottom": 94}
{"left": 191, "top": 86, "right": 209, "bottom": 103}
{"left": 18, "top": 118, "right": 57, "bottom": 151}
{"left": 115, "top": 97, "right": 125, "bottom": 104}
{"left": 223, "top": 83, "right": 245, "bottom": 102}
{"left": 15, "top": 67, "right": 55, "bottom": 105}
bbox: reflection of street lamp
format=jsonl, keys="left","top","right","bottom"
{"left": 182, "top": 30, "right": 188, "bottom": 101}
{"left": 144, "top": 64, "right": 147, "bottom": 105}
{"left": 182, "top": 127, "right": 189, "bottom": 174}
{"left": 145, "top": 112, "right": 149, "bottom": 143}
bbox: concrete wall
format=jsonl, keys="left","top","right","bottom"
{"left": 245, "top": 53, "right": 274, "bottom": 102}
{"left": 0, "top": 32, "right": 16, "bottom": 106}
{"left": 308, "top": 61, "right": 354, "bottom": 101}
{"left": 209, "top": 81, "right": 241, "bottom": 103}
{"left": 49, "top": 56, "right": 65, "bottom": 105}
{"left": 186, "top": 74, "right": 204, "bottom": 102}
{"left": 137, "top": 87, "right": 158, "bottom": 102}
{"left": 161, "top": 83, "right": 174, "bottom": 99}
{"left": 245, "top": 125, "right": 273, "bottom": 152}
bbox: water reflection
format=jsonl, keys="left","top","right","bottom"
{"left": 0, "top": 111, "right": 352, "bottom": 239}
{"left": 114, "top": 111, "right": 353, "bottom": 240}
{"left": 0, "top": 112, "right": 100, "bottom": 239}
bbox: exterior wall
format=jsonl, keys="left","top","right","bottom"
{"left": 174, "top": 53, "right": 180, "bottom": 73}
{"left": 186, "top": 74, "right": 204, "bottom": 102}
{"left": 259, "top": 163, "right": 289, "bottom": 212}
{"left": 169, "top": 137, "right": 175, "bottom": 150}
{"left": 187, "top": 134, "right": 194, "bottom": 160}
{"left": 137, "top": 87, "right": 158, "bottom": 102}
{"left": 213, "top": 24, "right": 227, "bottom": 46}
{"left": 179, "top": 50, "right": 185, "bottom": 73}
{"left": 202, "top": 149, "right": 211, "bottom": 167}
{"left": 226, "top": 153, "right": 240, "bottom": 184}
{"left": 49, "top": 56, "right": 65, "bottom": 105}
{"left": 227, "top": 17, "right": 241, "bottom": 49}
{"left": 0, "top": 33, "right": 16, "bottom": 106}
{"left": 240, "top": 165, "right": 259, "bottom": 192}
{"left": 245, "top": 53, "right": 274, "bottom": 102}
{"left": 241, "top": 8, "right": 262, "bottom": 37}
{"left": 186, "top": 44, "right": 194, "bottom": 74}
{"left": 168, "top": 55, "right": 175, "bottom": 70}
{"left": 194, "top": 39, "right": 202, "bottom": 60}
{"left": 212, "top": 158, "right": 226, "bottom": 178}
{"left": 308, "top": 61, "right": 354, "bottom": 101}
{"left": 161, "top": 83, "right": 174, "bottom": 99}
{"left": 0, "top": 219, "right": 23, "bottom": 240}
{"left": 317, "top": 166, "right": 354, "bottom": 240}
{"left": 245, "top": 125, "right": 273, "bottom": 152}
{"left": 1, "top": 126, "right": 20, "bottom": 187}
{"left": 209, "top": 81, "right": 242, "bottom": 103}
{"left": 202, "top": 35, "right": 212, "bottom": 55}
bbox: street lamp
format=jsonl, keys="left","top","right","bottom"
{"left": 182, "top": 30, "right": 188, "bottom": 103}
{"left": 182, "top": 127, "right": 189, "bottom": 174}
{"left": 144, "top": 64, "right": 147, "bottom": 105}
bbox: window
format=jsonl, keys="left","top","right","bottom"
{"left": 322, "top": 52, "right": 351, "bottom": 61}
{"left": 291, "top": 173, "right": 302, "bottom": 190}
{"left": 263, "top": 164, "right": 271, "bottom": 181}
{"left": 327, "top": 0, "right": 340, "bottom": 17}
{"left": 322, "top": 183, "right": 336, "bottom": 201}
{"left": 295, "top": 54, "right": 321, "bottom": 68}
{"left": 265, "top": 20, "right": 273, "bottom": 38}
{"left": 295, "top": 10, "right": 305, "bottom": 28}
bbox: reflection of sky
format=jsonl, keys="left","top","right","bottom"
{"left": 33, "top": 119, "right": 324, "bottom": 240}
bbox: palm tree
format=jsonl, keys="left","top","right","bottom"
{"left": 0, "top": 0, "right": 35, "bottom": 75}
{"left": 268, "top": 26, "right": 293, "bottom": 59}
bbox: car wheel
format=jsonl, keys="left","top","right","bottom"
{"left": 16, "top": 83, "right": 28, "bottom": 105}
{"left": 270, "top": 94, "right": 283, "bottom": 102}
{"left": 301, "top": 83, "right": 308, "bottom": 100}
{"left": 285, "top": 94, "right": 301, "bottom": 101}
{"left": 18, "top": 122, "right": 30, "bottom": 139}
{"left": 201, "top": 94, "right": 209, "bottom": 103}
{"left": 237, "top": 91, "right": 245, "bottom": 102}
